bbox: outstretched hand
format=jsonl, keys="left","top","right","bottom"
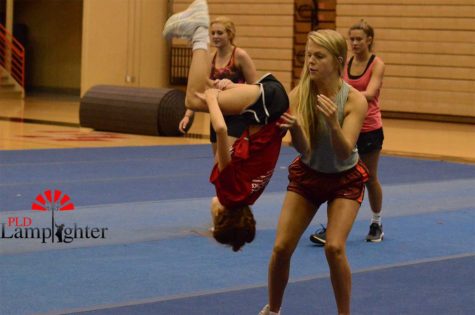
{"left": 277, "top": 112, "right": 298, "bottom": 131}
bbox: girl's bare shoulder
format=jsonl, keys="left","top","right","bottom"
{"left": 347, "top": 85, "right": 367, "bottom": 110}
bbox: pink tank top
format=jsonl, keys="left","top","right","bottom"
{"left": 343, "top": 55, "right": 382, "bottom": 132}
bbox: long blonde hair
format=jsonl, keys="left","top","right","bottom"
{"left": 296, "top": 30, "right": 347, "bottom": 149}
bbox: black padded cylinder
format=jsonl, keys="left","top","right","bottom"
{"left": 80, "top": 85, "right": 192, "bottom": 136}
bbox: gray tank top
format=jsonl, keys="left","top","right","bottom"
{"left": 301, "top": 82, "right": 359, "bottom": 173}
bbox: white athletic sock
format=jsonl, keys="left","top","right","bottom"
{"left": 192, "top": 26, "right": 209, "bottom": 51}
{"left": 371, "top": 212, "right": 382, "bottom": 225}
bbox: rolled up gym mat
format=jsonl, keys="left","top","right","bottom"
{"left": 80, "top": 85, "right": 192, "bottom": 136}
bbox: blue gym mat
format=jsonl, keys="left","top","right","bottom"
{"left": 0, "top": 145, "right": 474, "bottom": 315}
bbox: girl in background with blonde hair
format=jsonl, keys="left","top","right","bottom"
{"left": 260, "top": 29, "right": 368, "bottom": 315}
{"left": 179, "top": 16, "right": 257, "bottom": 155}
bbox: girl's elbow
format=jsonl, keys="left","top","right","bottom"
{"left": 185, "top": 96, "right": 202, "bottom": 111}
{"left": 337, "top": 148, "right": 354, "bottom": 161}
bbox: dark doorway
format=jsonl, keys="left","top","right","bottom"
{"left": 14, "top": 0, "right": 83, "bottom": 95}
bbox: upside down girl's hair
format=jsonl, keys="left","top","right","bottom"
{"left": 212, "top": 205, "right": 256, "bottom": 251}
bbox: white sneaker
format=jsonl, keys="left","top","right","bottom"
{"left": 259, "top": 304, "right": 280, "bottom": 315}
{"left": 162, "top": 0, "right": 209, "bottom": 40}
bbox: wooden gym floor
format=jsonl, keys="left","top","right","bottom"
{"left": 0, "top": 93, "right": 474, "bottom": 164}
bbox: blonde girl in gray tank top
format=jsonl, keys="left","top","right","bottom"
{"left": 301, "top": 81, "right": 359, "bottom": 173}
{"left": 260, "top": 30, "right": 368, "bottom": 315}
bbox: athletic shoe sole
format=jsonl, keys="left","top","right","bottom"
{"left": 366, "top": 232, "right": 384, "bottom": 242}
{"left": 162, "top": 0, "right": 209, "bottom": 40}
{"left": 309, "top": 235, "right": 326, "bottom": 246}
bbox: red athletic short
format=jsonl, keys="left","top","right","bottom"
{"left": 287, "top": 157, "right": 369, "bottom": 207}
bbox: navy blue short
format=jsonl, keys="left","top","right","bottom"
{"left": 241, "top": 73, "right": 289, "bottom": 125}
{"left": 357, "top": 127, "right": 384, "bottom": 154}
{"left": 209, "top": 114, "right": 248, "bottom": 142}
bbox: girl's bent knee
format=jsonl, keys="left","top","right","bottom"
{"left": 325, "top": 242, "right": 345, "bottom": 258}
{"left": 272, "top": 244, "right": 294, "bottom": 261}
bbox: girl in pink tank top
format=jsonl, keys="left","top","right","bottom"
{"left": 310, "top": 20, "right": 386, "bottom": 247}
{"left": 346, "top": 20, "right": 385, "bottom": 241}
{"left": 343, "top": 54, "right": 383, "bottom": 133}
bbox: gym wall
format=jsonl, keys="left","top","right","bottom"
{"left": 336, "top": 0, "right": 475, "bottom": 121}
{"left": 81, "top": 0, "right": 169, "bottom": 95}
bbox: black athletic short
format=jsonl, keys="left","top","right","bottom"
{"left": 241, "top": 73, "right": 289, "bottom": 125}
{"left": 357, "top": 127, "right": 384, "bottom": 154}
{"left": 209, "top": 114, "right": 248, "bottom": 142}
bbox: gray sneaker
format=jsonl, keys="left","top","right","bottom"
{"left": 366, "top": 223, "right": 384, "bottom": 242}
{"left": 162, "top": 0, "right": 209, "bottom": 40}
{"left": 309, "top": 224, "right": 326, "bottom": 246}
